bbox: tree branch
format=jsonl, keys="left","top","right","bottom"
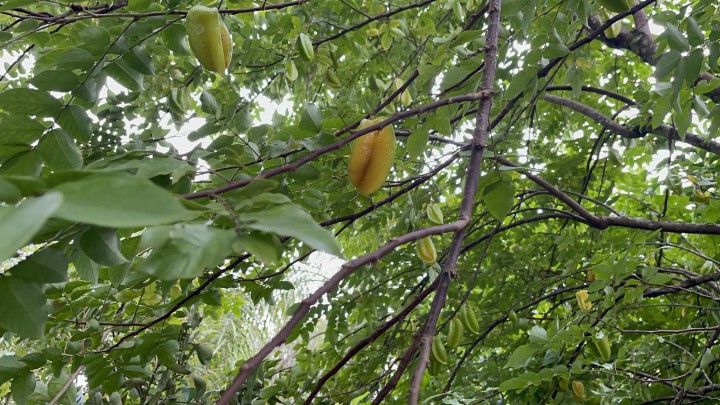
{"left": 409, "top": 1, "right": 502, "bottom": 402}
{"left": 495, "top": 156, "right": 720, "bottom": 235}
{"left": 542, "top": 94, "right": 720, "bottom": 155}
{"left": 218, "top": 220, "right": 470, "bottom": 403}
{"left": 303, "top": 281, "right": 438, "bottom": 404}
{"left": 184, "top": 90, "right": 491, "bottom": 200}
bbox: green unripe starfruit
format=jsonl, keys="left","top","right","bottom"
{"left": 431, "top": 336, "right": 448, "bottom": 364}
{"left": 426, "top": 203, "right": 443, "bottom": 224}
{"left": 186, "top": 5, "right": 233, "bottom": 74}
{"left": 460, "top": 304, "right": 480, "bottom": 334}
{"left": 447, "top": 317, "right": 464, "bottom": 348}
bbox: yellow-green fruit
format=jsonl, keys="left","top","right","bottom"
{"left": 416, "top": 237, "right": 437, "bottom": 264}
{"left": 220, "top": 21, "right": 233, "bottom": 69}
{"left": 431, "top": 337, "right": 448, "bottom": 364}
{"left": 447, "top": 318, "right": 464, "bottom": 348}
{"left": 572, "top": 380, "right": 586, "bottom": 402}
{"left": 428, "top": 356, "right": 442, "bottom": 376}
{"left": 460, "top": 305, "right": 480, "bottom": 334}
{"left": 195, "top": 343, "right": 213, "bottom": 365}
{"left": 597, "top": 0, "right": 632, "bottom": 13}
{"left": 595, "top": 336, "right": 612, "bottom": 361}
{"left": 576, "top": 290, "right": 592, "bottom": 312}
{"left": 586, "top": 269, "right": 596, "bottom": 283}
{"left": 348, "top": 118, "right": 396, "bottom": 196}
{"left": 557, "top": 377, "right": 569, "bottom": 392}
{"left": 400, "top": 89, "right": 412, "bottom": 106}
{"left": 426, "top": 203, "right": 443, "bottom": 224}
{"left": 694, "top": 188, "right": 710, "bottom": 204}
{"left": 186, "top": 5, "right": 232, "bottom": 74}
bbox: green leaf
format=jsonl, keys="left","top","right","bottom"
{"left": 406, "top": 126, "right": 429, "bottom": 159}
{"left": 0, "top": 356, "right": 26, "bottom": 374}
{"left": 30, "top": 70, "right": 80, "bottom": 92}
{"left": 38, "top": 130, "right": 83, "bottom": 171}
{"left": 685, "top": 17, "right": 704, "bottom": 46}
{"left": 299, "top": 104, "right": 323, "bottom": 132}
{"left": 0, "top": 192, "right": 62, "bottom": 262}
{"left": 139, "top": 224, "right": 236, "bottom": 280}
{"left": 156, "top": 340, "right": 179, "bottom": 367}
{"left": 0, "top": 114, "right": 46, "bottom": 145}
{"left": 71, "top": 248, "right": 99, "bottom": 284}
{"left": 427, "top": 113, "right": 452, "bottom": 136}
{"left": 664, "top": 24, "right": 690, "bottom": 51}
{"left": 528, "top": 325, "right": 549, "bottom": 343}
{"left": 499, "top": 371, "right": 544, "bottom": 392}
{"left": 0, "top": 276, "right": 48, "bottom": 338}
{"left": 0, "top": 150, "right": 43, "bottom": 176}
{"left": 654, "top": 50, "right": 681, "bottom": 80}
{"left": 504, "top": 67, "right": 538, "bottom": 100}
{"left": 161, "top": 24, "right": 190, "bottom": 55}
{"left": 200, "top": 90, "right": 220, "bottom": 116}
{"left": 0, "top": 178, "right": 21, "bottom": 203}
{"left": 11, "top": 372, "right": 36, "bottom": 405}
{"left": 58, "top": 105, "right": 92, "bottom": 143}
{"left": 9, "top": 248, "right": 68, "bottom": 284}
{"left": 123, "top": 47, "right": 154, "bottom": 76}
{"left": 504, "top": 344, "right": 538, "bottom": 369}
{"left": 238, "top": 204, "right": 342, "bottom": 257}
{"left": 232, "top": 232, "right": 281, "bottom": 264}
{"left": 299, "top": 33, "right": 315, "bottom": 61}
{"left": 37, "top": 48, "right": 94, "bottom": 71}
{"left": 0, "top": 88, "right": 62, "bottom": 117}
{"left": 105, "top": 60, "right": 144, "bottom": 91}
{"left": 684, "top": 48, "right": 704, "bottom": 86}
{"left": 52, "top": 172, "right": 196, "bottom": 228}
{"left": 483, "top": 177, "right": 515, "bottom": 220}
{"left": 80, "top": 227, "right": 128, "bottom": 266}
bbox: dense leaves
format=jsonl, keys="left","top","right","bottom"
{"left": 0, "top": 0, "right": 720, "bottom": 404}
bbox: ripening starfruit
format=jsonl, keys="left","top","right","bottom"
{"left": 348, "top": 118, "right": 396, "bottom": 196}
{"left": 186, "top": 5, "right": 233, "bottom": 74}
{"left": 576, "top": 290, "right": 592, "bottom": 312}
{"left": 572, "top": 380, "right": 587, "bottom": 402}
{"left": 416, "top": 237, "right": 437, "bottom": 265}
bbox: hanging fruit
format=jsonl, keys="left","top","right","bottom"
{"left": 416, "top": 237, "right": 437, "bottom": 265}
{"left": 186, "top": 5, "right": 233, "bottom": 74}
{"left": 348, "top": 118, "right": 396, "bottom": 196}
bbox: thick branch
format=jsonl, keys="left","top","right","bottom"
{"left": 495, "top": 156, "right": 720, "bottom": 235}
{"left": 218, "top": 221, "right": 469, "bottom": 403}
{"left": 313, "top": 0, "right": 438, "bottom": 46}
{"left": 543, "top": 94, "right": 720, "bottom": 155}
{"left": 408, "top": 1, "right": 502, "bottom": 402}
{"left": 303, "top": 282, "right": 437, "bottom": 404}
{"left": 185, "top": 90, "right": 490, "bottom": 200}
{"left": 645, "top": 271, "right": 720, "bottom": 298}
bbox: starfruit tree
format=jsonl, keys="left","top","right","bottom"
{"left": 1, "top": 0, "right": 720, "bottom": 404}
